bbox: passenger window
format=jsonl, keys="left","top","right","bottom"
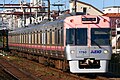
{"left": 35, "top": 31, "right": 37, "bottom": 44}
{"left": 61, "top": 28, "right": 63, "bottom": 45}
{"left": 55, "top": 28, "right": 58, "bottom": 44}
{"left": 47, "top": 31, "right": 49, "bottom": 45}
{"left": 38, "top": 31, "right": 41, "bottom": 44}
{"left": 52, "top": 31, "right": 55, "bottom": 44}
{"left": 50, "top": 30, "right": 52, "bottom": 44}
{"left": 32, "top": 32, "right": 35, "bottom": 44}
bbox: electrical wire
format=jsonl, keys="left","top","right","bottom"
{"left": 8, "top": 0, "right": 18, "bottom": 4}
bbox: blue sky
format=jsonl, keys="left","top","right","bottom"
{"left": 0, "top": 0, "right": 120, "bottom": 11}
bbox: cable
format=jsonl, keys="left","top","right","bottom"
{"left": 9, "top": 0, "right": 17, "bottom": 4}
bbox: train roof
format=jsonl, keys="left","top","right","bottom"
{"left": 9, "top": 19, "right": 64, "bottom": 34}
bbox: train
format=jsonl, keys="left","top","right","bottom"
{"left": 8, "top": 14, "right": 112, "bottom": 73}
{"left": 0, "top": 29, "right": 8, "bottom": 51}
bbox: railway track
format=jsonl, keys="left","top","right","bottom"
{"left": 0, "top": 56, "right": 39, "bottom": 80}
{"left": 1, "top": 51, "right": 120, "bottom": 80}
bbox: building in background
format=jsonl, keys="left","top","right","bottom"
{"left": 103, "top": 6, "right": 120, "bottom": 14}
{"left": 0, "top": 0, "right": 47, "bottom": 29}
{"left": 103, "top": 13, "right": 120, "bottom": 53}
{"left": 69, "top": 0, "right": 104, "bottom": 15}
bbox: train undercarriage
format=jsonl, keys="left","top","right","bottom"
{"left": 9, "top": 48, "right": 69, "bottom": 72}
{"left": 8, "top": 47, "right": 109, "bottom": 73}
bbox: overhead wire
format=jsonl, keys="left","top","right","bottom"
{"left": 9, "top": 0, "right": 18, "bottom": 4}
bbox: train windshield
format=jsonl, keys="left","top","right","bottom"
{"left": 66, "top": 28, "right": 87, "bottom": 46}
{"left": 91, "top": 28, "right": 111, "bottom": 46}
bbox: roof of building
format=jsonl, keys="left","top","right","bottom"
{"left": 103, "top": 6, "right": 120, "bottom": 9}
{"left": 70, "top": 0, "right": 104, "bottom": 14}
{"left": 103, "top": 13, "right": 120, "bottom": 17}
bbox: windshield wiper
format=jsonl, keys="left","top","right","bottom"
{"left": 88, "top": 37, "right": 102, "bottom": 48}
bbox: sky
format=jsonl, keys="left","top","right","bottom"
{"left": 0, "top": 0, "right": 120, "bottom": 11}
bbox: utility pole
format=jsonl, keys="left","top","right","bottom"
{"left": 74, "top": 0, "right": 77, "bottom": 12}
{"left": 52, "top": 3, "right": 64, "bottom": 16}
{"left": 48, "top": 0, "right": 50, "bottom": 20}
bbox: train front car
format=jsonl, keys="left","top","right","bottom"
{"left": 64, "top": 15, "right": 112, "bottom": 73}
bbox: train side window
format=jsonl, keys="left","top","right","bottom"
{"left": 40, "top": 31, "right": 42, "bottom": 44}
{"left": 23, "top": 33, "right": 25, "bottom": 43}
{"left": 13, "top": 35, "right": 15, "bottom": 43}
{"left": 28, "top": 33, "right": 31, "bottom": 44}
{"left": 55, "top": 28, "right": 58, "bottom": 45}
{"left": 14, "top": 35, "right": 15, "bottom": 43}
{"left": 34, "top": 32, "right": 35, "bottom": 44}
{"left": 23, "top": 33, "right": 24, "bottom": 44}
{"left": 17, "top": 34, "right": 19, "bottom": 43}
{"left": 14, "top": 35, "right": 16, "bottom": 43}
{"left": 25, "top": 33, "right": 27, "bottom": 44}
{"left": 30, "top": 33, "right": 32, "bottom": 44}
{"left": 42, "top": 31, "right": 46, "bottom": 45}
{"left": 22, "top": 34, "right": 24, "bottom": 43}
{"left": 32, "top": 32, "right": 34, "bottom": 44}
{"left": 20, "top": 34, "right": 22, "bottom": 43}
{"left": 42, "top": 32, "right": 44, "bottom": 44}
{"left": 47, "top": 31, "right": 50, "bottom": 45}
{"left": 35, "top": 31, "right": 37, "bottom": 44}
{"left": 58, "top": 29, "right": 60, "bottom": 45}
{"left": 52, "top": 30, "right": 55, "bottom": 45}
{"left": 38, "top": 31, "right": 40, "bottom": 44}
{"left": 24, "top": 33, "right": 26, "bottom": 43}
{"left": 17, "top": 34, "right": 18, "bottom": 43}
{"left": 44, "top": 32, "right": 46, "bottom": 44}
{"left": 27, "top": 33, "right": 29, "bottom": 44}
{"left": 50, "top": 29, "right": 52, "bottom": 45}
{"left": 45, "top": 30, "right": 47, "bottom": 45}
{"left": 21, "top": 34, "right": 23, "bottom": 43}
{"left": 19, "top": 34, "right": 21, "bottom": 43}
{"left": 36, "top": 31, "right": 38, "bottom": 44}
{"left": 15, "top": 34, "right": 16, "bottom": 43}
{"left": 24, "top": 33, "right": 26, "bottom": 44}
{"left": 61, "top": 28, "right": 64, "bottom": 45}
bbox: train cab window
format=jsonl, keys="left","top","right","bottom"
{"left": 66, "top": 28, "right": 87, "bottom": 46}
{"left": 91, "top": 28, "right": 111, "bottom": 46}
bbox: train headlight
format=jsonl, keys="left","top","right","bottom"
{"left": 104, "top": 50, "right": 108, "bottom": 54}
{"left": 70, "top": 50, "right": 75, "bottom": 54}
